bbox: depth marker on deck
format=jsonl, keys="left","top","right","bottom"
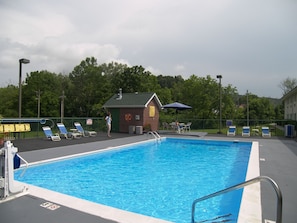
{"left": 40, "top": 201, "right": 60, "bottom": 210}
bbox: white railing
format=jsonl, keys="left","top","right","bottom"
{"left": 147, "top": 131, "right": 161, "bottom": 140}
{"left": 191, "top": 176, "right": 282, "bottom": 223}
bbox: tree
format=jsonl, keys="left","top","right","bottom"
{"left": 0, "top": 56, "right": 283, "bottom": 125}
{"left": 101, "top": 62, "right": 128, "bottom": 94}
{"left": 0, "top": 85, "right": 19, "bottom": 117}
{"left": 279, "top": 77, "right": 297, "bottom": 96}
{"left": 179, "top": 75, "right": 216, "bottom": 119}
{"left": 23, "top": 70, "right": 67, "bottom": 117}
{"left": 69, "top": 57, "right": 110, "bottom": 117}
{"left": 221, "top": 84, "right": 238, "bottom": 120}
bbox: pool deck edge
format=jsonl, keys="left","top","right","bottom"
{"left": 26, "top": 183, "right": 172, "bottom": 223}
{"left": 238, "top": 141, "right": 261, "bottom": 223}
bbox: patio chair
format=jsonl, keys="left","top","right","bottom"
{"left": 57, "top": 123, "right": 82, "bottom": 139}
{"left": 162, "top": 122, "right": 170, "bottom": 130}
{"left": 177, "top": 122, "right": 186, "bottom": 134}
{"left": 169, "top": 122, "right": 185, "bottom": 133}
{"left": 261, "top": 127, "right": 271, "bottom": 138}
{"left": 184, "top": 122, "right": 192, "bottom": 132}
{"left": 227, "top": 126, "right": 236, "bottom": 136}
{"left": 74, "top": 122, "right": 97, "bottom": 137}
{"left": 242, "top": 126, "right": 250, "bottom": 137}
{"left": 42, "top": 126, "right": 61, "bottom": 141}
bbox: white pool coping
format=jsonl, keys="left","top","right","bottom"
{"left": 16, "top": 138, "right": 261, "bottom": 223}
{"left": 238, "top": 141, "right": 262, "bottom": 223}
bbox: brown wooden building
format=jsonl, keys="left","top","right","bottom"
{"left": 103, "top": 92, "right": 162, "bottom": 133}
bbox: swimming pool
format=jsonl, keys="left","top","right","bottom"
{"left": 15, "top": 138, "right": 253, "bottom": 223}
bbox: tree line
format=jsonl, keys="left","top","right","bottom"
{"left": 0, "top": 57, "right": 284, "bottom": 122}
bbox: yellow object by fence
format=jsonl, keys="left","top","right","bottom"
{"left": 0, "top": 123, "right": 31, "bottom": 133}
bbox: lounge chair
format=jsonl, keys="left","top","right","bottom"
{"left": 57, "top": 123, "right": 82, "bottom": 139}
{"left": 227, "top": 126, "right": 236, "bottom": 136}
{"left": 242, "top": 126, "right": 250, "bottom": 137}
{"left": 262, "top": 127, "right": 271, "bottom": 138}
{"left": 74, "top": 122, "right": 97, "bottom": 137}
{"left": 42, "top": 126, "right": 61, "bottom": 141}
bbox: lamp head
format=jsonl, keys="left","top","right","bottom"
{"left": 19, "top": 58, "right": 30, "bottom": 64}
{"left": 216, "top": 75, "right": 222, "bottom": 79}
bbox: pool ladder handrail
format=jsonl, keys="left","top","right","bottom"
{"left": 147, "top": 131, "right": 161, "bottom": 140}
{"left": 191, "top": 176, "right": 282, "bottom": 223}
{"left": 17, "top": 153, "right": 29, "bottom": 177}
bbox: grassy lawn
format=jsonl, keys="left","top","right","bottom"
{"left": 193, "top": 126, "right": 284, "bottom": 136}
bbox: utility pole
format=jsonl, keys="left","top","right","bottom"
{"left": 36, "top": 89, "right": 42, "bottom": 137}
{"left": 60, "top": 91, "right": 66, "bottom": 123}
{"left": 216, "top": 75, "right": 223, "bottom": 134}
{"left": 246, "top": 90, "right": 250, "bottom": 126}
{"left": 36, "top": 90, "right": 42, "bottom": 119}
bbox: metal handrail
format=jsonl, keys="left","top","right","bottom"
{"left": 152, "top": 131, "right": 161, "bottom": 139}
{"left": 191, "top": 176, "right": 282, "bottom": 223}
{"left": 1, "top": 118, "right": 56, "bottom": 128}
{"left": 147, "top": 131, "right": 161, "bottom": 140}
{"left": 16, "top": 153, "right": 29, "bottom": 177}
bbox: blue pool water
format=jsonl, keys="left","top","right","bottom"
{"left": 15, "top": 138, "right": 252, "bottom": 223}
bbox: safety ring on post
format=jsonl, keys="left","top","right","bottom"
{"left": 125, "top": 113, "right": 132, "bottom": 121}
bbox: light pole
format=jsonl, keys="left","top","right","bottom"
{"left": 216, "top": 75, "right": 222, "bottom": 134}
{"left": 19, "top": 58, "right": 30, "bottom": 120}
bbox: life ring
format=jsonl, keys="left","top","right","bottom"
{"left": 125, "top": 113, "right": 132, "bottom": 121}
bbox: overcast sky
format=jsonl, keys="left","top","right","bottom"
{"left": 0, "top": 0, "right": 296, "bottom": 98}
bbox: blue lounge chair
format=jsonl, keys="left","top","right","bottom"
{"left": 242, "top": 126, "right": 250, "bottom": 137}
{"left": 227, "top": 126, "right": 236, "bottom": 136}
{"left": 42, "top": 126, "right": 61, "bottom": 141}
{"left": 261, "top": 127, "right": 271, "bottom": 138}
{"left": 57, "top": 123, "right": 82, "bottom": 139}
{"left": 74, "top": 122, "right": 97, "bottom": 137}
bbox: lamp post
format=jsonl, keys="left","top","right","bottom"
{"left": 18, "top": 58, "right": 30, "bottom": 120}
{"left": 216, "top": 75, "right": 222, "bottom": 134}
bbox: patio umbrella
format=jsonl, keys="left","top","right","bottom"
{"left": 162, "top": 102, "right": 192, "bottom": 110}
{"left": 162, "top": 102, "right": 192, "bottom": 120}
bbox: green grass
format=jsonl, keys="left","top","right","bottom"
{"left": 193, "top": 126, "right": 284, "bottom": 136}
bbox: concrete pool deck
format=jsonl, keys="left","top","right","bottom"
{"left": 0, "top": 132, "right": 296, "bottom": 223}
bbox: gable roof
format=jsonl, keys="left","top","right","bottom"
{"left": 103, "top": 92, "right": 163, "bottom": 109}
{"left": 281, "top": 86, "right": 297, "bottom": 101}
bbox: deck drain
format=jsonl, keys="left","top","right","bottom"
{"left": 40, "top": 201, "right": 61, "bottom": 210}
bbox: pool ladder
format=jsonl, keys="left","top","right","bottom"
{"left": 191, "top": 176, "right": 282, "bottom": 223}
{"left": 147, "top": 131, "right": 161, "bottom": 141}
